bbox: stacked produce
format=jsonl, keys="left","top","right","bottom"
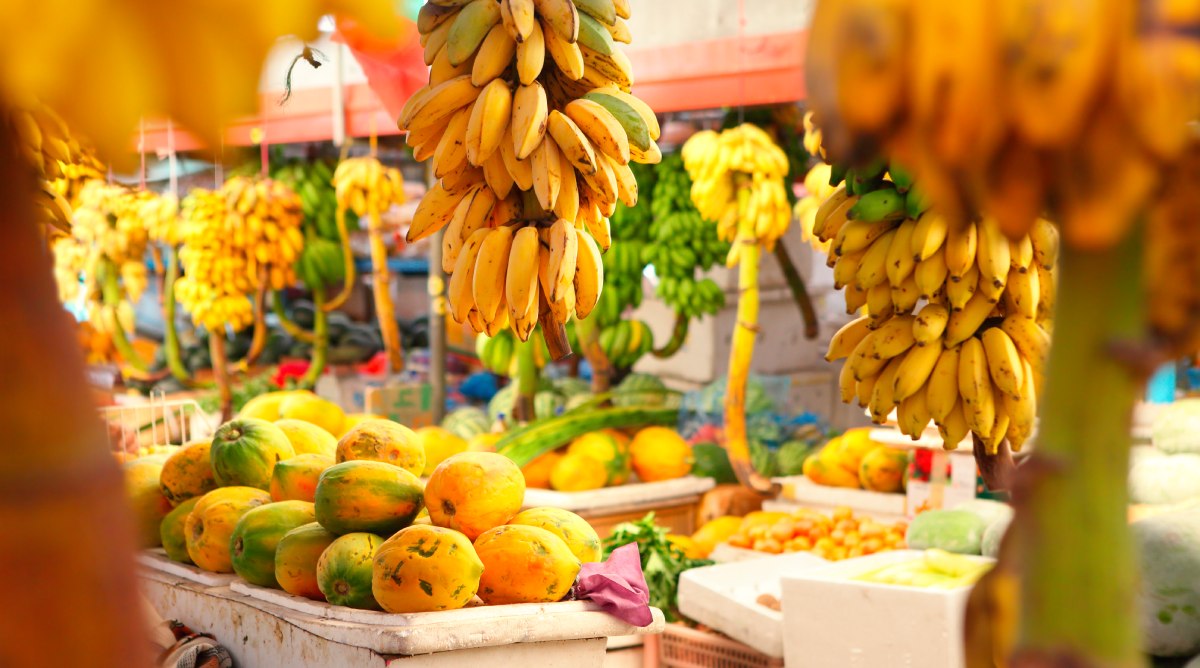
{"left": 906, "top": 499, "right": 1013, "bottom": 558}
{"left": 723, "top": 507, "right": 909, "bottom": 561}
{"left": 801, "top": 428, "right": 909, "bottom": 493}
{"left": 809, "top": 146, "right": 1055, "bottom": 452}
{"left": 7, "top": 99, "right": 90, "bottom": 232}
{"left": 175, "top": 177, "right": 304, "bottom": 332}
{"left": 852, "top": 549, "right": 993, "bottom": 589}
{"left": 522, "top": 424, "right": 694, "bottom": 492}
{"left": 127, "top": 402, "right": 606, "bottom": 614}
{"left": 681, "top": 124, "right": 792, "bottom": 492}
{"left": 332, "top": 157, "right": 406, "bottom": 372}
{"left": 273, "top": 158, "right": 352, "bottom": 303}
{"left": 401, "top": 0, "right": 662, "bottom": 347}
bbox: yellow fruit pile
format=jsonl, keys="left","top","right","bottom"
{"left": 400, "top": 0, "right": 662, "bottom": 343}
{"left": 175, "top": 177, "right": 304, "bottom": 331}
{"left": 7, "top": 99, "right": 91, "bottom": 232}
{"left": 680, "top": 124, "right": 792, "bottom": 255}
{"left": 726, "top": 507, "right": 908, "bottom": 561}
{"left": 802, "top": 428, "right": 908, "bottom": 493}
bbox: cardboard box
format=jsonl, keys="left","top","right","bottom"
{"left": 365, "top": 383, "right": 437, "bottom": 429}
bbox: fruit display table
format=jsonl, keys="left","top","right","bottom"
{"left": 524, "top": 476, "right": 716, "bottom": 538}
{"left": 140, "top": 564, "right": 664, "bottom": 668}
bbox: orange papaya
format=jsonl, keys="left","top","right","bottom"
{"left": 335, "top": 419, "right": 425, "bottom": 477}
{"left": 508, "top": 507, "right": 602, "bottom": 563}
{"left": 185, "top": 486, "right": 272, "bottom": 572}
{"left": 125, "top": 455, "right": 174, "bottom": 548}
{"left": 159, "top": 441, "right": 218, "bottom": 506}
{"left": 269, "top": 453, "right": 336, "bottom": 502}
{"left": 372, "top": 525, "right": 483, "bottom": 613}
{"left": 275, "top": 522, "right": 337, "bottom": 600}
{"left": 230, "top": 500, "right": 317, "bottom": 587}
{"left": 425, "top": 452, "right": 525, "bottom": 541}
{"left": 473, "top": 525, "right": 581, "bottom": 604}
{"left": 314, "top": 460, "right": 424, "bottom": 536}
{"left": 317, "top": 532, "right": 384, "bottom": 609}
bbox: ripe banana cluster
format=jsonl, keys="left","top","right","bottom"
{"left": 598, "top": 318, "right": 653, "bottom": 368}
{"left": 681, "top": 124, "right": 792, "bottom": 255}
{"left": 401, "top": 0, "right": 661, "bottom": 344}
{"left": 175, "top": 177, "right": 304, "bottom": 331}
{"left": 805, "top": 0, "right": 1200, "bottom": 253}
{"left": 8, "top": 99, "right": 96, "bottom": 233}
{"left": 815, "top": 157, "right": 1057, "bottom": 453}
{"left": 332, "top": 156, "right": 406, "bottom": 217}
{"left": 795, "top": 161, "right": 838, "bottom": 254}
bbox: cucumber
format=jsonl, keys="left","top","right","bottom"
{"left": 497, "top": 405, "right": 679, "bottom": 466}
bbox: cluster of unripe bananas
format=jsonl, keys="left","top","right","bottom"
{"left": 175, "top": 177, "right": 304, "bottom": 331}
{"left": 814, "top": 153, "right": 1057, "bottom": 453}
{"left": 681, "top": 123, "right": 792, "bottom": 259}
{"left": 400, "top": 0, "right": 661, "bottom": 344}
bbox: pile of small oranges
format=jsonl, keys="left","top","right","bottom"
{"left": 726, "top": 506, "right": 907, "bottom": 561}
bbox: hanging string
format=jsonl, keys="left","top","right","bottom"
{"left": 737, "top": 0, "right": 747, "bottom": 127}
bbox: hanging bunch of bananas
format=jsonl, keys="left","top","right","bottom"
{"left": 681, "top": 123, "right": 791, "bottom": 256}
{"left": 175, "top": 177, "right": 304, "bottom": 332}
{"left": 275, "top": 158, "right": 354, "bottom": 242}
{"left": 401, "top": 0, "right": 661, "bottom": 347}
{"left": 812, "top": 145, "right": 1057, "bottom": 452}
{"left": 595, "top": 160, "right": 655, "bottom": 326}
{"left": 333, "top": 156, "right": 405, "bottom": 217}
{"left": 794, "top": 161, "right": 837, "bottom": 253}
{"left": 134, "top": 190, "right": 181, "bottom": 247}
{"left": 805, "top": 0, "right": 1200, "bottom": 357}
{"left": 475, "top": 328, "right": 554, "bottom": 375}
{"left": 598, "top": 318, "right": 653, "bottom": 368}
{"left": 7, "top": 99, "right": 95, "bottom": 233}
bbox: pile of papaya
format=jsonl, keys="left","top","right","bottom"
{"left": 802, "top": 428, "right": 909, "bottom": 493}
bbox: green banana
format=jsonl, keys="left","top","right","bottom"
{"left": 847, "top": 186, "right": 906, "bottom": 222}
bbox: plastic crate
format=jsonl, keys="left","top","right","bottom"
{"left": 657, "top": 624, "right": 784, "bottom": 668}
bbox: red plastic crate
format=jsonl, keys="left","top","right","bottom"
{"left": 656, "top": 623, "right": 784, "bottom": 668}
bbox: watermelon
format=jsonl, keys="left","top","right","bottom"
{"left": 777, "top": 440, "right": 816, "bottom": 476}
{"left": 691, "top": 442, "right": 737, "bottom": 484}
{"left": 441, "top": 406, "right": 490, "bottom": 440}
{"left": 906, "top": 510, "right": 988, "bottom": 555}
{"left": 614, "top": 373, "right": 667, "bottom": 407}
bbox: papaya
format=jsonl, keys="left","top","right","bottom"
{"left": 160, "top": 497, "right": 200, "bottom": 563}
{"left": 185, "top": 487, "right": 272, "bottom": 572}
{"left": 372, "top": 525, "right": 484, "bottom": 613}
{"left": 314, "top": 460, "right": 424, "bottom": 536}
{"left": 210, "top": 418, "right": 296, "bottom": 490}
{"left": 834, "top": 428, "right": 881, "bottom": 474}
{"left": 550, "top": 452, "right": 608, "bottom": 491}
{"left": 467, "top": 432, "right": 503, "bottom": 453}
{"left": 279, "top": 393, "right": 346, "bottom": 436}
{"left": 274, "top": 419, "right": 338, "bottom": 457}
{"left": 230, "top": 500, "right": 317, "bottom": 587}
{"left": 803, "top": 451, "right": 863, "bottom": 488}
{"left": 159, "top": 441, "right": 218, "bottom": 506}
{"left": 317, "top": 532, "right": 384, "bottom": 609}
{"left": 270, "top": 453, "right": 336, "bottom": 502}
{"left": 239, "top": 390, "right": 314, "bottom": 422}
{"left": 125, "top": 455, "right": 174, "bottom": 548}
{"left": 335, "top": 419, "right": 425, "bottom": 477}
{"left": 568, "top": 431, "right": 632, "bottom": 485}
{"left": 521, "top": 450, "right": 563, "bottom": 488}
{"left": 508, "top": 507, "right": 602, "bottom": 563}
{"left": 668, "top": 534, "right": 704, "bottom": 559}
{"left": 416, "top": 426, "right": 469, "bottom": 476}
{"left": 339, "top": 413, "right": 389, "bottom": 438}
{"left": 858, "top": 447, "right": 908, "bottom": 493}
{"left": 425, "top": 452, "right": 525, "bottom": 541}
{"left": 473, "top": 525, "right": 581, "bottom": 604}
{"left": 690, "top": 516, "right": 744, "bottom": 558}
{"left": 275, "top": 522, "right": 337, "bottom": 600}
{"left": 629, "top": 427, "right": 694, "bottom": 482}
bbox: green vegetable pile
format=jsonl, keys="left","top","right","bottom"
{"left": 603, "top": 513, "right": 712, "bottom": 622}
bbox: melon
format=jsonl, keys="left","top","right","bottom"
{"left": 1135, "top": 506, "right": 1200, "bottom": 657}
{"left": 905, "top": 509, "right": 987, "bottom": 555}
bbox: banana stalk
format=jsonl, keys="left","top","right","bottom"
{"left": 299, "top": 287, "right": 328, "bottom": 389}
{"left": 0, "top": 127, "right": 151, "bottom": 666}
{"left": 652, "top": 311, "right": 690, "bottom": 358}
{"left": 1004, "top": 236, "right": 1144, "bottom": 666}
{"left": 368, "top": 207, "right": 403, "bottom": 373}
{"left": 725, "top": 183, "right": 779, "bottom": 496}
{"left": 161, "top": 246, "right": 191, "bottom": 382}
{"left": 271, "top": 290, "right": 315, "bottom": 343}
{"left": 513, "top": 336, "right": 538, "bottom": 423}
{"left": 242, "top": 273, "right": 268, "bottom": 368}
{"left": 99, "top": 259, "right": 147, "bottom": 372}
{"left": 774, "top": 242, "right": 818, "bottom": 340}
{"left": 575, "top": 313, "right": 612, "bottom": 393}
{"left": 208, "top": 329, "right": 233, "bottom": 421}
{"left": 322, "top": 205, "right": 356, "bottom": 312}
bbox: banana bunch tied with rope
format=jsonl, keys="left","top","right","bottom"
{"left": 400, "top": 0, "right": 662, "bottom": 345}
{"left": 7, "top": 99, "right": 95, "bottom": 233}
{"left": 175, "top": 177, "right": 305, "bottom": 332}
{"left": 681, "top": 123, "right": 792, "bottom": 258}
{"left": 810, "top": 134, "right": 1057, "bottom": 451}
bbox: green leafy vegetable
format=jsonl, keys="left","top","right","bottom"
{"left": 603, "top": 513, "right": 711, "bottom": 622}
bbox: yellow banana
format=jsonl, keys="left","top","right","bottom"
{"left": 1004, "top": 265, "right": 1039, "bottom": 319}
{"left": 549, "top": 283, "right": 577, "bottom": 323}
{"left": 835, "top": 219, "right": 900, "bottom": 256}
{"left": 447, "top": 0, "right": 503, "bottom": 66}
{"left": 939, "top": 399, "right": 970, "bottom": 450}
{"left": 886, "top": 219, "right": 918, "bottom": 285}
{"left": 948, "top": 263, "right": 979, "bottom": 311}
{"left": 812, "top": 187, "right": 853, "bottom": 241}
{"left": 999, "top": 315, "right": 1049, "bottom": 370}
{"left": 945, "top": 291, "right": 995, "bottom": 347}
{"left": 473, "top": 226, "right": 515, "bottom": 322}
{"left": 856, "top": 367, "right": 878, "bottom": 407}
{"left": 1009, "top": 234, "right": 1033, "bottom": 273}
{"left": 403, "top": 75, "right": 481, "bottom": 133}
{"left": 564, "top": 98, "right": 630, "bottom": 164}
{"left": 913, "top": 303, "right": 950, "bottom": 345}
{"left": 511, "top": 83, "right": 549, "bottom": 160}
{"left": 543, "top": 19, "right": 585, "bottom": 79}
{"left": 1029, "top": 218, "right": 1059, "bottom": 270}
{"left": 553, "top": 150, "right": 581, "bottom": 221}
{"left": 847, "top": 329, "right": 887, "bottom": 381}
{"left": 500, "top": 125, "right": 535, "bottom": 190}
{"left": 483, "top": 150, "right": 515, "bottom": 200}
{"left": 893, "top": 339, "right": 944, "bottom": 403}
{"left": 926, "top": 345, "right": 961, "bottom": 423}
{"left": 1036, "top": 263, "right": 1055, "bottom": 323}
{"left": 516, "top": 20, "right": 546, "bottom": 85}
{"left": 441, "top": 183, "right": 493, "bottom": 273}
{"left": 573, "top": 227, "right": 604, "bottom": 319}
{"left": 976, "top": 217, "right": 1010, "bottom": 292}
{"left": 983, "top": 393, "right": 1010, "bottom": 455}
{"left": 608, "top": 156, "right": 639, "bottom": 207}
{"left": 534, "top": 0, "right": 580, "bottom": 44}
{"left": 1004, "top": 358, "right": 1037, "bottom": 452}
{"left": 606, "top": 17, "right": 631, "bottom": 43}
{"left": 915, "top": 249, "right": 949, "bottom": 299}
{"left": 472, "top": 24, "right": 518, "bottom": 87}
{"left": 944, "top": 219, "right": 977, "bottom": 280}
{"left": 869, "top": 354, "right": 907, "bottom": 423}
{"left": 832, "top": 250, "right": 865, "bottom": 290}
{"left": 843, "top": 283, "right": 868, "bottom": 315}
{"left": 581, "top": 150, "right": 618, "bottom": 207}
{"left": 910, "top": 212, "right": 949, "bottom": 261}
{"left": 547, "top": 110, "right": 598, "bottom": 175}
{"left": 545, "top": 218, "right": 579, "bottom": 301}
{"left": 408, "top": 180, "right": 471, "bottom": 242}
{"left": 867, "top": 314, "right": 917, "bottom": 360}
{"left": 839, "top": 360, "right": 859, "bottom": 404}
{"left": 981, "top": 327, "right": 1024, "bottom": 397}
{"left": 578, "top": 195, "right": 611, "bottom": 251}
{"left": 465, "top": 78, "right": 512, "bottom": 166}
{"left": 826, "top": 315, "right": 873, "bottom": 361}
{"left": 891, "top": 275, "right": 921, "bottom": 314}
{"left": 505, "top": 0, "right": 537, "bottom": 42}
{"left": 532, "top": 135, "right": 563, "bottom": 210}
{"left": 866, "top": 281, "right": 895, "bottom": 322}
{"left": 449, "top": 227, "right": 491, "bottom": 323}
{"left": 506, "top": 226, "right": 541, "bottom": 327}
{"left": 957, "top": 336, "right": 996, "bottom": 437}
{"left": 422, "top": 14, "right": 456, "bottom": 65}
{"left": 855, "top": 227, "right": 896, "bottom": 290}
{"left": 898, "top": 390, "right": 932, "bottom": 439}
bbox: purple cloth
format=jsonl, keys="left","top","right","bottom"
{"left": 572, "top": 543, "right": 653, "bottom": 627}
